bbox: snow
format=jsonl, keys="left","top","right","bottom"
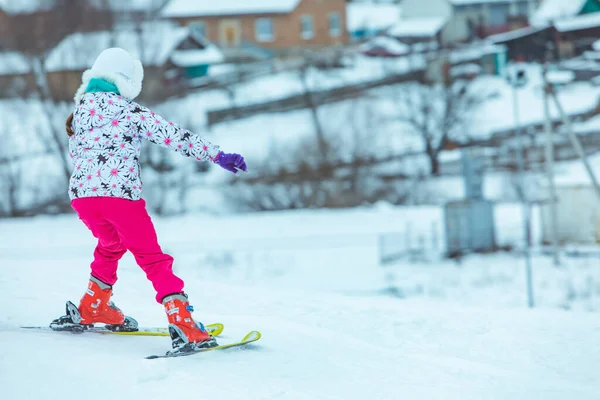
{"left": 545, "top": 69, "right": 576, "bottom": 84}
{"left": 162, "top": 0, "right": 301, "bottom": 17}
{"left": 0, "top": 0, "right": 51, "bottom": 14}
{"left": 530, "top": 0, "right": 586, "bottom": 26}
{"left": 346, "top": 2, "right": 403, "bottom": 33}
{"left": 449, "top": 0, "right": 523, "bottom": 4}
{"left": 90, "top": 0, "right": 168, "bottom": 11}
{"left": 0, "top": 52, "right": 30, "bottom": 75}
{"left": 45, "top": 22, "right": 189, "bottom": 71}
{"left": 594, "top": 39, "right": 600, "bottom": 51}
{"left": 470, "top": 63, "right": 600, "bottom": 136}
{"left": 359, "top": 36, "right": 411, "bottom": 56}
{"left": 171, "top": 46, "right": 224, "bottom": 67}
{"left": 388, "top": 17, "right": 448, "bottom": 38}
{"left": 450, "top": 63, "right": 482, "bottom": 77}
{"left": 2, "top": 207, "right": 600, "bottom": 399}
{"left": 554, "top": 12, "right": 600, "bottom": 32}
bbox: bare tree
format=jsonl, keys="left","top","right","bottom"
{"left": 389, "top": 77, "right": 495, "bottom": 175}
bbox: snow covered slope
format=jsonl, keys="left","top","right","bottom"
{"left": 1, "top": 212, "right": 600, "bottom": 400}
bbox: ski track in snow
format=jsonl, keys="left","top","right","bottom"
{"left": 1, "top": 215, "right": 600, "bottom": 400}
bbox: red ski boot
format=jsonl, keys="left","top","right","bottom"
{"left": 77, "top": 277, "right": 137, "bottom": 331}
{"left": 162, "top": 293, "right": 217, "bottom": 350}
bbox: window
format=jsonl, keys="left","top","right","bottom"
{"left": 300, "top": 15, "right": 314, "bottom": 40}
{"left": 190, "top": 21, "right": 206, "bottom": 38}
{"left": 517, "top": 1, "right": 529, "bottom": 16}
{"left": 328, "top": 12, "right": 341, "bottom": 37}
{"left": 255, "top": 18, "right": 274, "bottom": 42}
{"left": 489, "top": 4, "right": 510, "bottom": 26}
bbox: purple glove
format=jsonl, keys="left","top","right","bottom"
{"left": 215, "top": 152, "right": 247, "bottom": 174}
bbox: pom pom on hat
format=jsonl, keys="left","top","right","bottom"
{"left": 74, "top": 47, "right": 144, "bottom": 103}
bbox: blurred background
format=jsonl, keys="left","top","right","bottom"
{"left": 2, "top": 0, "right": 600, "bottom": 311}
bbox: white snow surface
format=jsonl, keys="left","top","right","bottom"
{"left": 2, "top": 206, "right": 600, "bottom": 399}
{"left": 162, "top": 0, "right": 301, "bottom": 17}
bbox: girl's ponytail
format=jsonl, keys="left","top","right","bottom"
{"left": 66, "top": 113, "right": 74, "bottom": 137}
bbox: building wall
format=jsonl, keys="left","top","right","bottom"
{"left": 401, "top": 0, "right": 452, "bottom": 19}
{"left": 541, "top": 185, "right": 600, "bottom": 244}
{"left": 169, "top": 0, "right": 348, "bottom": 52}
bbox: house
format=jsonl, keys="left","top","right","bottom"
{"left": 490, "top": 0, "right": 600, "bottom": 62}
{"left": 399, "top": 0, "right": 535, "bottom": 46}
{"left": 43, "top": 21, "right": 223, "bottom": 102}
{"left": 161, "top": 0, "right": 349, "bottom": 57}
{"left": 487, "top": 25, "right": 555, "bottom": 62}
{"left": 346, "top": 1, "right": 403, "bottom": 41}
{"left": 0, "top": 52, "right": 36, "bottom": 98}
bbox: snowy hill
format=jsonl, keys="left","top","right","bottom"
{"left": 2, "top": 210, "right": 600, "bottom": 399}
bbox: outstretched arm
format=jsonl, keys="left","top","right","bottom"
{"left": 130, "top": 104, "right": 221, "bottom": 162}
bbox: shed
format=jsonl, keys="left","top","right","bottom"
{"left": 540, "top": 184, "right": 600, "bottom": 244}
{"left": 444, "top": 200, "right": 496, "bottom": 256}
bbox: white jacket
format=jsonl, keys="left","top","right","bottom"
{"left": 69, "top": 92, "right": 220, "bottom": 200}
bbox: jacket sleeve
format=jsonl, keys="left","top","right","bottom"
{"left": 129, "top": 103, "right": 221, "bottom": 162}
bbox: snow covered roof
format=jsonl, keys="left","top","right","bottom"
{"left": 387, "top": 17, "right": 448, "bottom": 38}
{"left": 162, "top": 0, "right": 301, "bottom": 17}
{"left": 0, "top": 52, "right": 30, "bottom": 75}
{"left": 487, "top": 26, "right": 548, "bottom": 43}
{"left": 530, "top": 0, "right": 587, "bottom": 26}
{"left": 346, "top": 3, "right": 403, "bottom": 33}
{"left": 555, "top": 12, "right": 600, "bottom": 32}
{"left": 171, "top": 46, "right": 224, "bottom": 67}
{"left": 45, "top": 22, "right": 189, "bottom": 72}
{"left": 0, "top": 0, "right": 51, "bottom": 14}
{"left": 89, "top": 0, "right": 168, "bottom": 11}
{"left": 358, "top": 37, "right": 410, "bottom": 56}
{"left": 449, "top": 0, "right": 521, "bottom": 4}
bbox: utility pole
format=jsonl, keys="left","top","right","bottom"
{"left": 542, "top": 64, "right": 561, "bottom": 266}
{"left": 508, "top": 65, "right": 535, "bottom": 308}
{"left": 547, "top": 85, "right": 600, "bottom": 202}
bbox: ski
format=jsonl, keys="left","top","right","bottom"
{"left": 21, "top": 323, "right": 224, "bottom": 338}
{"left": 146, "top": 330, "right": 261, "bottom": 359}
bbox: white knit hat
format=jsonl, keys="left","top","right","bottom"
{"left": 74, "top": 47, "right": 144, "bottom": 103}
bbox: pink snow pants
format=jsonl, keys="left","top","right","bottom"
{"left": 71, "top": 197, "right": 184, "bottom": 303}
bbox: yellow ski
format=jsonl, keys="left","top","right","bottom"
{"left": 146, "top": 331, "right": 261, "bottom": 359}
{"left": 21, "top": 323, "right": 224, "bottom": 338}
{"left": 100, "top": 323, "right": 224, "bottom": 337}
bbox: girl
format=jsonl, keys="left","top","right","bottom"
{"left": 56, "top": 47, "right": 246, "bottom": 350}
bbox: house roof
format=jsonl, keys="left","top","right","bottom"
{"left": 387, "top": 17, "right": 448, "bottom": 38}
{"left": 346, "top": 3, "right": 403, "bottom": 33}
{"left": 555, "top": 12, "right": 600, "bottom": 32}
{"left": 530, "top": 0, "right": 587, "bottom": 26}
{"left": 162, "top": 0, "right": 302, "bottom": 18}
{"left": 45, "top": 22, "right": 189, "bottom": 72}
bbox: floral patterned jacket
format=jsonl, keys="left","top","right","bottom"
{"left": 68, "top": 92, "right": 220, "bottom": 201}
